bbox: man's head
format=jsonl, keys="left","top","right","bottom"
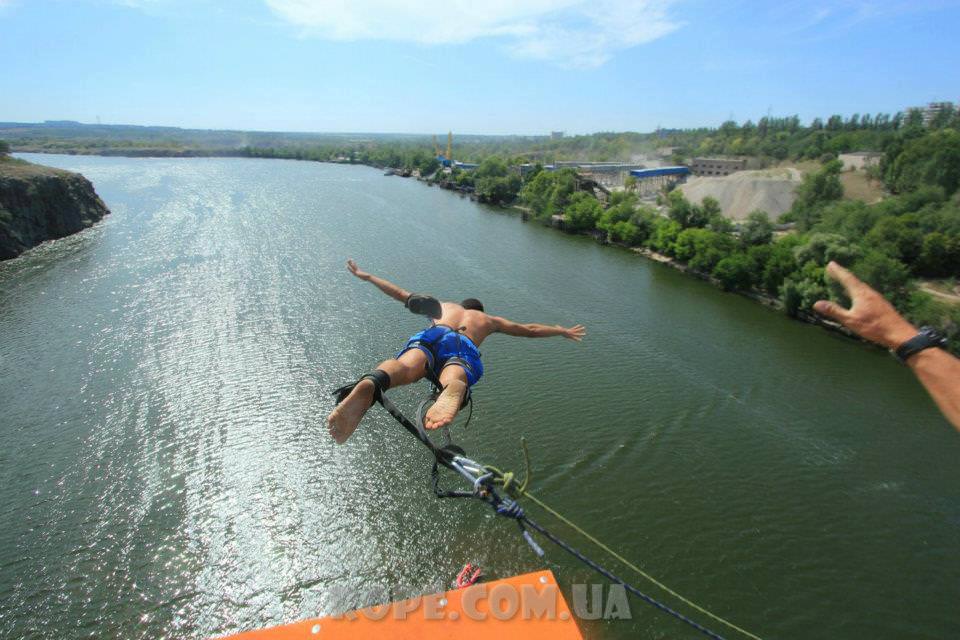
{"left": 461, "top": 298, "right": 485, "bottom": 312}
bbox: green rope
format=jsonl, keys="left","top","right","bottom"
{"left": 485, "top": 441, "right": 763, "bottom": 640}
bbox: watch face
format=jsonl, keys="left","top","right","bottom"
{"left": 919, "top": 326, "right": 947, "bottom": 346}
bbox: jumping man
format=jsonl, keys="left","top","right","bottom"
{"left": 328, "top": 259, "right": 586, "bottom": 443}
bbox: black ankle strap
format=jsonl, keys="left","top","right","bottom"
{"left": 333, "top": 369, "right": 392, "bottom": 407}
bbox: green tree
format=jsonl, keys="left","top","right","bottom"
{"left": 475, "top": 156, "right": 508, "bottom": 179}
{"left": 917, "top": 232, "right": 960, "bottom": 277}
{"left": 417, "top": 156, "right": 440, "bottom": 176}
{"left": 885, "top": 129, "right": 960, "bottom": 196}
{"left": 780, "top": 263, "right": 828, "bottom": 317}
{"left": 597, "top": 195, "right": 636, "bottom": 239}
{"left": 674, "top": 228, "right": 736, "bottom": 272}
{"left": 520, "top": 168, "right": 577, "bottom": 219}
{"left": 740, "top": 210, "right": 774, "bottom": 245}
{"left": 0, "top": 140, "right": 9, "bottom": 156}
{"left": 792, "top": 159, "right": 844, "bottom": 230}
{"left": 713, "top": 252, "right": 755, "bottom": 291}
{"left": 852, "top": 251, "right": 911, "bottom": 305}
{"left": 701, "top": 196, "right": 722, "bottom": 220}
{"left": 667, "top": 191, "right": 696, "bottom": 228}
{"left": 794, "top": 233, "right": 861, "bottom": 267}
{"left": 476, "top": 174, "right": 521, "bottom": 204}
{"left": 564, "top": 192, "right": 603, "bottom": 232}
{"left": 863, "top": 216, "right": 922, "bottom": 264}
{"left": 649, "top": 218, "right": 682, "bottom": 256}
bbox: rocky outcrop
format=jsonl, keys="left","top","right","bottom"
{"left": 0, "top": 159, "right": 110, "bottom": 260}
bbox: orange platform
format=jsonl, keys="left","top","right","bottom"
{"left": 221, "top": 570, "right": 583, "bottom": 639}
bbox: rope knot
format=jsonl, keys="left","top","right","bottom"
{"left": 495, "top": 498, "right": 525, "bottom": 520}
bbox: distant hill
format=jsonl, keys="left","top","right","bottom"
{"left": 0, "top": 121, "right": 539, "bottom": 157}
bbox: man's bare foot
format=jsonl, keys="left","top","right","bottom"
{"left": 424, "top": 380, "right": 467, "bottom": 430}
{"left": 327, "top": 380, "right": 375, "bottom": 444}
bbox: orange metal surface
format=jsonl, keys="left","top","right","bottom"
{"left": 220, "top": 569, "right": 583, "bottom": 639}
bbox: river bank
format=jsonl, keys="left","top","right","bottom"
{"left": 3, "top": 150, "right": 931, "bottom": 352}
{"left": 0, "top": 156, "right": 110, "bottom": 259}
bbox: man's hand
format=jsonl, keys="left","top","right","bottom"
{"left": 813, "top": 261, "right": 916, "bottom": 350}
{"left": 563, "top": 324, "right": 587, "bottom": 342}
{"left": 346, "top": 259, "right": 370, "bottom": 281}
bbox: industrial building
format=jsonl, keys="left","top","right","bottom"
{"left": 514, "top": 161, "right": 647, "bottom": 188}
{"left": 690, "top": 157, "right": 747, "bottom": 177}
{"left": 629, "top": 166, "right": 690, "bottom": 196}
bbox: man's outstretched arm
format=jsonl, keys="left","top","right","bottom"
{"left": 491, "top": 316, "right": 586, "bottom": 341}
{"left": 814, "top": 261, "right": 960, "bottom": 433}
{"left": 346, "top": 259, "right": 411, "bottom": 303}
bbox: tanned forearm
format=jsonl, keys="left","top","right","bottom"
{"left": 346, "top": 259, "right": 410, "bottom": 303}
{"left": 815, "top": 261, "right": 960, "bottom": 433}
{"left": 518, "top": 323, "right": 569, "bottom": 338}
{"left": 364, "top": 273, "right": 410, "bottom": 303}
{"left": 493, "top": 317, "right": 586, "bottom": 341}
{"left": 907, "top": 349, "right": 960, "bottom": 432}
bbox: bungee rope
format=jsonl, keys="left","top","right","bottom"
{"left": 484, "top": 454, "right": 763, "bottom": 640}
{"left": 333, "top": 383, "right": 765, "bottom": 640}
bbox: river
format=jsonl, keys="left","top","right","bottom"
{"left": 1, "top": 154, "right": 958, "bottom": 639}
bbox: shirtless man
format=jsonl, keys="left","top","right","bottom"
{"left": 328, "top": 259, "right": 586, "bottom": 444}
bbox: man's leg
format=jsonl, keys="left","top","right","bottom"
{"left": 423, "top": 365, "right": 469, "bottom": 430}
{"left": 327, "top": 349, "right": 429, "bottom": 444}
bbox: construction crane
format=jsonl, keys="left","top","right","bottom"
{"left": 446, "top": 131, "right": 452, "bottom": 164}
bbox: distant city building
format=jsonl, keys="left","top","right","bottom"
{"left": 922, "top": 101, "right": 955, "bottom": 127}
{"left": 839, "top": 151, "right": 883, "bottom": 171}
{"left": 550, "top": 131, "right": 565, "bottom": 139}
{"left": 690, "top": 157, "right": 747, "bottom": 177}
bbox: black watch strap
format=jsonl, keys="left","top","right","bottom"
{"left": 894, "top": 326, "right": 947, "bottom": 363}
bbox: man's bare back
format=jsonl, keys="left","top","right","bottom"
{"left": 327, "top": 260, "right": 585, "bottom": 443}
{"left": 432, "top": 303, "right": 496, "bottom": 345}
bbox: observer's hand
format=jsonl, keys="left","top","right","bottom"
{"left": 346, "top": 259, "right": 370, "bottom": 281}
{"left": 813, "top": 261, "right": 916, "bottom": 350}
{"left": 564, "top": 324, "right": 586, "bottom": 342}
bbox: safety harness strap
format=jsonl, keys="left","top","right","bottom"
{"left": 332, "top": 369, "right": 392, "bottom": 407}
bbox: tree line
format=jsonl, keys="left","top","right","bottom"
{"left": 517, "top": 125, "right": 960, "bottom": 353}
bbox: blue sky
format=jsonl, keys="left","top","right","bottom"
{"left": 1, "top": 0, "right": 958, "bottom": 134}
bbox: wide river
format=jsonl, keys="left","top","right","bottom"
{"left": 1, "top": 155, "right": 958, "bottom": 639}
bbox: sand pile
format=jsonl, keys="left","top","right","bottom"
{"left": 678, "top": 168, "right": 801, "bottom": 220}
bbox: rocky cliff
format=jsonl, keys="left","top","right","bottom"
{"left": 0, "top": 158, "right": 110, "bottom": 260}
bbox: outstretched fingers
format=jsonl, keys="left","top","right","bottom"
{"left": 826, "top": 261, "right": 867, "bottom": 299}
{"left": 813, "top": 299, "right": 852, "bottom": 324}
{"left": 566, "top": 324, "right": 586, "bottom": 341}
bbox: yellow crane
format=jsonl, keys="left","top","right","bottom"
{"left": 446, "top": 131, "right": 452, "bottom": 163}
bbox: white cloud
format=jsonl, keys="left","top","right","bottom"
{"left": 263, "top": 0, "right": 681, "bottom": 68}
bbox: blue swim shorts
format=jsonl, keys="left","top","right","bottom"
{"left": 397, "top": 325, "right": 484, "bottom": 387}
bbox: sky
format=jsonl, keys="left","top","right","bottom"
{"left": 1, "top": 0, "right": 959, "bottom": 135}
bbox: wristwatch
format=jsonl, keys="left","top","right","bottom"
{"left": 893, "top": 326, "right": 947, "bottom": 363}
